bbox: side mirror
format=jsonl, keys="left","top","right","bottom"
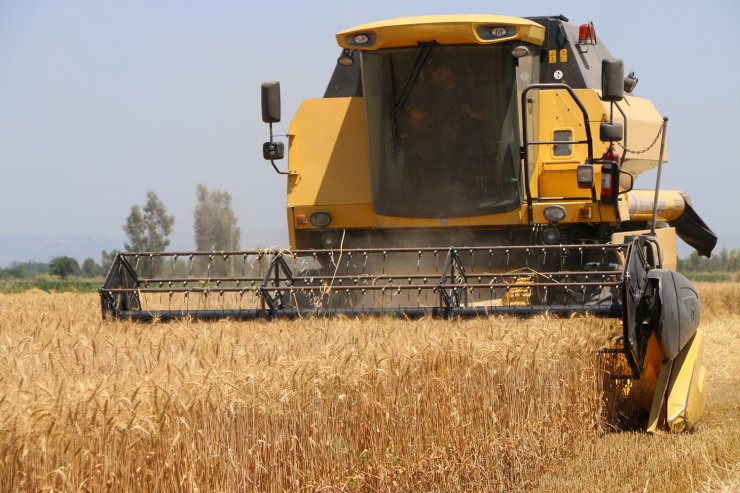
{"left": 601, "top": 59, "right": 624, "bottom": 102}
{"left": 619, "top": 170, "right": 634, "bottom": 193}
{"left": 600, "top": 122, "right": 623, "bottom": 142}
{"left": 261, "top": 81, "right": 281, "bottom": 123}
{"left": 261, "top": 81, "right": 287, "bottom": 172}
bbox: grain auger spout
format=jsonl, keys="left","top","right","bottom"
{"left": 102, "top": 14, "right": 715, "bottom": 431}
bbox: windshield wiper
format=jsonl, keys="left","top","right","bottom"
{"left": 393, "top": 42, "right": 436, "bottom": 113}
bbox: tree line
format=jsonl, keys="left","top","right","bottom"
{"left": 0, "top": 185, "right": 240, "bottom": 280}
{"left": 677, "top": 247, "right": 740, "bottom": 273}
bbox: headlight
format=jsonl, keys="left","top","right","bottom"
{"left": 310, "top": 212, "right": 332, "bottom": 228}
{"left": 321, "top": 231, "right": 341, "bottom": 248}
{"left": 543, "top": 206, "right": 566, "bottom": 224}
{"left": 511, "top": 45, "right": 530, "bottom": 58}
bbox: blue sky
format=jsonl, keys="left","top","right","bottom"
{"left": 1, "top": 1, "right": 738, "bottom": 264}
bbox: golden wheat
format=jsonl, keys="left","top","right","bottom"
{"left": 0, "top": 284, "right": 737, "bottom": 492}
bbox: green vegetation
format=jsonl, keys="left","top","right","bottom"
{"left": 0, "top": 261, "right": 49, "bottom": 279}
{"left": 48, "top": 255, "right": 80, "bottom": 279}
{"left": 677, "top": 247, "right": 740, "bottom": 282}
{"left": 0, "top": 259, "right": 104, "bottom": 293}
{"left": 123, "top": 191, "right": 175, "bottom": 252}
{"left": 0, "top": 276, "right": 101, "bottom": 294}
{"left": 0, "top": 185, "right": 244, "bottom": 292}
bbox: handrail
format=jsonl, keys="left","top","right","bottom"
{"left": 520, "top": 83, "right": 594, "bottom": 224}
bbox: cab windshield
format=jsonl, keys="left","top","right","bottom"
{"left": 363, "top": 44, "right": 521, "bottom": 217}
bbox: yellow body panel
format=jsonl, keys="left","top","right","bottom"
{"left": 611, "top": 227, "right": 677, "bottom": 271}
{"left": 646, "top": 358, "right": 673, "bottom": 433}
{"left": 532, "top": 88, "right": 665, "bottom": 200}
{"left": 666, "top": 329, "right": 706, "bottom": 432}
{"left": 538, "top": 164, "right": 600, "bottom": 199}
{"left": 287, "top": 97, "right": 371, "bottom": 207}
{"left": 290, "top": 202, "right": 621, "bottom": 232}
{"left": 646, "top": 329, "right": 706, "bottom": 433}
{"left": 632, "top": 334, "right": 664, "bottom": 414}
{"left": 532, "top": 89, "right": 608, "bottom": 199}
{"left": 337, "top": 15, "right": 545, "bottom": 50}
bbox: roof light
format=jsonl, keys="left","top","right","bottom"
{"left": 512, "top": 45, "right": 530, "bottom": 58}
{"left": 577, "top": 22, "right": 596, "bottom": 53}
{"left": 354, "top": 34, "right": 369, "bottom": 45}
{"left": 344, "top": 32, "right": 376, "bottom": 48}
{"left": 578, "top": 22, "right": 596, "bottom": 44}
{"left": 337, "top": 48, "right": 355, "bottom": 66}
{"left": 476, "top": 25, "right": 515, "bottom": 41}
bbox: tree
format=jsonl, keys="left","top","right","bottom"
{"left": 100, "top": 249, "right": 120, "bottom": 271}
{"left": 0, "top": 261, "right": 51, "bottom": 280}
{"left": 0, "top": 264, "right": 26, "bottom": 280}
{"left": 49, "top": 256, "right": 80, "bottom": 279}
{"left": 124, "top": 191, "right": 175, "bottom": 252}
{"left": 81, "top": 257, "right": 103, "bottom": 278}
{"left": 193, "top": 184, "right": 241, "bottom": 252}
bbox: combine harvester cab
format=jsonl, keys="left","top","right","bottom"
{"left": 101, "top": 14, "right": 717, "bottom": 432}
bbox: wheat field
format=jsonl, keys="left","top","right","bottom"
{"left": 0, "top": 284, "right": 737, "bottom": 492}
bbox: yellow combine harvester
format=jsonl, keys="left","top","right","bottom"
{"left": 101, "top": 14, "right": 717, "bottom": 432}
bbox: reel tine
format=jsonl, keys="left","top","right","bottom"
{"left": 102, "top": 244, "right": 631, "bottom": 319}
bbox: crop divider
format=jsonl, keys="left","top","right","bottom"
{"left": 259, "top": 252, "right": 295, "bottom": 316}
{"left": 437, "top": 248, "right": 467, "bottom": 317}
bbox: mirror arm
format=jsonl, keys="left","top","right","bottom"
{"left": 270, "top": 161, "right": 289, "bottom": 176}
{"left": 266, "top": 123, "right": 289, "bottom": 175}
{"left": 270, "top": 157, "right": 289, "bottom": 176}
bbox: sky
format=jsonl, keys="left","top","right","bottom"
{"left": 1, "top": 0, "right": 738, "bottom": 266}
